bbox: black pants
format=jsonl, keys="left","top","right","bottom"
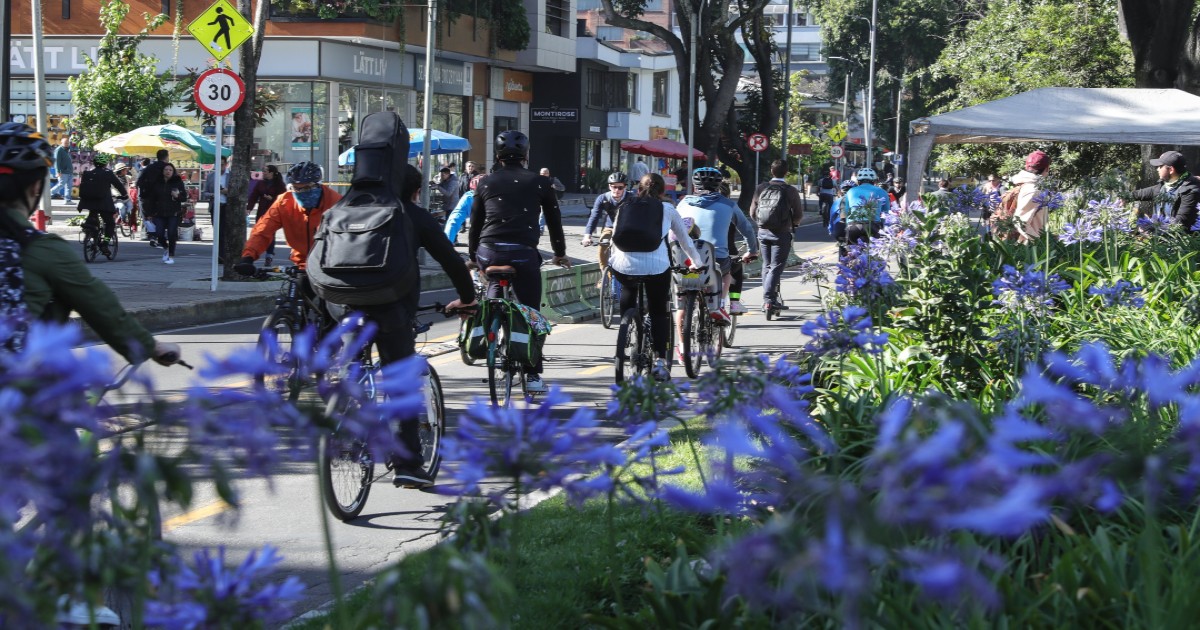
{"left": 475, "top": 243, "right": 544, "bottom": 374}
{"left": 819, "top": 194, "right": 834, "bottom": 227}
{"left": 846, "top": 221, "right": 880, "bottom": 249}
{"left": 725, "top": 224, "right": 744, "bottom": 297}
{"left": 761, "top": 234, "right": 792, "bottom": 303}
{"left": 613, "top": 269, "right": 672, "bottom": 357}
{"left": 327, "top": 296, "right": 423, "bottom": 468}
{"left": 86, "top": 208, "right": 115, "bottom": 240}
{"left": 156, "top": 214, "right": 179, "bottom": 256}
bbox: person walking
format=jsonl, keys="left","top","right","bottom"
{"left": 50, "top": 137, "right": 75, "bottom": 204}
{"left": 629, "top": 157, "right": 650, "bottom": 182}
{"left": 445, "top": 174, "right": 483, "bottom": 243}
{"left": 1129, "top": 150, "right": 1200, "bottom": 231}
{"left": 247, "top": 164, "right": 285, "bottom": 266}
{"left": 1010, "top": 150, "right": 1052, "bottom": 242}
{"left": 457, "top": 161, "right": 479, "bottom": 197}
{"left": 136, "top": 149, "right": 170, "bottom": 246}
{"left": 749, "top": 160, "right": 803, "bottom": 312}
{"left": 156, "top": 163, "right": 187, "bottom": 264}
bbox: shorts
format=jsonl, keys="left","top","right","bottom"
{"left": 715, "top": 256, "right": 732, "bottom": 275}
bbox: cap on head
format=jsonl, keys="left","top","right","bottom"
{"left": 1025, "top": 150, "right": 1051, "bottom": 173}
{"left": 1150, "top": 150, "right": 1187, "bottom": 171}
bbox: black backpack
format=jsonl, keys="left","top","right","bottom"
{"left": 754, "top": 182, "right": 792, "bottom": 232}
{"left": 79, "top": 169, "right": 111, "bottom": 200}
{"left": 611, "top": 195, "right": 665, "bottom": 252}
{"left": 307, "top": 112, "right": 418, "bottom": 306}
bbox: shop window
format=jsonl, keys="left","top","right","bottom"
{"left": 494, "top": 115, "right": 518, "bottom": 133}
{"left": 652, "top": 71, "right": 668, "bottom": 116}
{"left": 603, "top": 72, "right": 631, "bottom": 111}
{"left": 546, "top": 0, "right": 570, "bottom": 37}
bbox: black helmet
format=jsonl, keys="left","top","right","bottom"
{"left": 691, "top": 167, "right": 723, "bottom": 192}
{"left": 0, "top": 123, "right": 53, "bottom": 171}
{"left": 287, "top": 161, "right": 323, "bottom": 185}
{"left": 495, "top": 130, "right": 529, "bottom": 161}
{"left": 607, "top": 172, "right": 628, "bottom": 185}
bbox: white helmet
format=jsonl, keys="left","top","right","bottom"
{"left": 856, "top": 167, "right": 878, "bottom": 183}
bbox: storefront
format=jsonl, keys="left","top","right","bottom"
{"left": 488, "top": 68, "right": 532, "bottom": 166}
{"left": 413, "top": 58, "right": 473, "bottom": 167}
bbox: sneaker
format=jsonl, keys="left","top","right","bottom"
{"left": 525, "top": 375, "right": 547, "bottom": 393}
{"left": 776, "top": 301, "right": 789, "bottom": 311}
{"left": 263, "top": 254, "right": 274, "bottom": 267}
{"left": 392, "top": 466, "right": 434, "bottom": 489}
{"left": 163, "top": 251, "right": 170, "bottom": 263}
{"left": 149, "top": 240, "right": 159, "bottom": 248}
{"left": 165, "top": 257, "right": 175, "bottom": 265}
{"left": 728, "top": 300, "right": 748, "bottom": 315}
{"left": 710, "top": 308, "right": 732, "bottom": 325}
{"left": 652, "top": 358, "right": 670, "bottom": 382}
{"left": 63, "top": 199, "right": 75, "bottom": 205}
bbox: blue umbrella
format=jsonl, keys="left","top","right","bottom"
{"left": 337, "top": 130, "right": 471, "bottom": 166}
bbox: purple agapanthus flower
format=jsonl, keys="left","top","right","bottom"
{"left": 794, "top": 256, "right": 836, "bottom": 284}
{"left": 1137, "top": 214, "right": 1178, "bottom": 235}
{"left": 1058, "top": 220, "right": 1103, "bottom": 245}
{"left": 1082, "top": 197, "right": 1132, "bottom": 234}
{"left": 1088, "top": 280, "right": 1145, "bottom": 308}
{"left": 801, "top": 306, "right": 889, "bottom": 357}
{"left": 991, "top": 264, "right": 1070, "bottom": 314}
{"left": 869, "top": 223, "right": 919, "bottom": 260}
{"left": 950, "top": 185, "right": 992, "bottom": 216}
{"left": 1032, "top": 189, "right": 1064, "bottom": 211}
{"left": 835, "top": 245, "right": 897, "bottom": 303}
{"left": 145, "top": 546, "right": 305, "bottom": 630}
{"left": 897, "top": 548, "right": 1001, "bottom": 610}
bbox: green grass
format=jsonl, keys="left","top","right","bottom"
{"left": 292, "top": 423, "right": 742, "bottom": 629}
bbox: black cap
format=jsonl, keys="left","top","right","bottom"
{"left": 1150, "top": 150, "right": 1187, "bottom": 170}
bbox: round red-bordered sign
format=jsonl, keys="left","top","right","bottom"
{"left": 194, "top": 68, "right": 246, "bottom": 117}
{"left": 747, "top": 132, "right": 769, "bottom": 152}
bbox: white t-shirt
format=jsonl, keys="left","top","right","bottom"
{"left": 609, "top": 201, "right": 703, "bottom": 276}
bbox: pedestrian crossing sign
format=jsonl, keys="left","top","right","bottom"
{"left": 187, "top": 0, "right": 254, "bottom": 62}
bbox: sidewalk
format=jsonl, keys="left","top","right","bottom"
{"left": 46, "top": 189, "right": 823, "bottom": 334}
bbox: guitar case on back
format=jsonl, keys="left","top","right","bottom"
{"left": 307, "top": 111, "right": 419, "bottom": 306}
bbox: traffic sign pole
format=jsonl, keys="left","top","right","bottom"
{"left": 211, "top": 114, "right": 222, "bottom": 292}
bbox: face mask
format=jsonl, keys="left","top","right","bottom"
{"left": 294, "top": 187, "right": 322, "bottom": 209}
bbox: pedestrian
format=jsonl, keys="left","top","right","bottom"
{"left": 433, "top": 167, "right": 460, "bottom": 217}
{"left": 445, "top": 174, "right": 483, "bottom": 244}
{"left": 457, "top": 160, "right": 479, "bottom": 197}
{"left": 247, "top": 164, "right": 285, "bottom": 266}
{"left": 928, "top": 179, "right": 954, "bottom": 207}
{"left": 136, "top": 149, "right": 170, "bottom": 245}
{"left": 1009, "top": 150, "right": 1052, "bottom": 242}
{"left": 539, "top": 167, "right": 566, "bottom": 200}
{"left": 749, "top": 159, "right": 804, "bottom": 312}
{"left": 1129, "top": 150, "right": 1200, "bottom": 231}
{"left": 889, "top": 177, "right": 907, "bottom": 204}
{"left": 50, "top": 137, "right": 75, "bottom": 204}
{"left": 155, "top": 163, "right": 187, "bottom": 264}
{"left": 629, "top": 156, "right": 650, "bottom": 182}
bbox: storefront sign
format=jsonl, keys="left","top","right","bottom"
{"left": 649, "top": 126, "right": 669, "bottom": 140}
{"left": 489, "top": 68, "right": 533, "bottom": 103}
{"left": 531, "top": 108, "right": 578, "bottom": 123}
{"left": 320, "top": 41, "right": 407, "bottom": 85}
{"left": 473, "top": 96, "right": 485, "bottom": 130}
{"left": 10, "top": 38, "right": 317, "bottom": 77}
{"left": 414, "top": 58, "right": 470, "bottom": 96}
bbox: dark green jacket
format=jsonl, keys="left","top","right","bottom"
{"left": 7, "top": 206, "right": 155, "bottom": 362}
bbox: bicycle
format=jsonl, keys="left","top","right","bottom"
{"left": 615, "top": 273, "right": 675, "bottom": 384}
{"left": 585, "top": 237, "right": 620, "bottom": 329}
{"left": 457, "top": 252, "right": 485, "bottom": 367}
{"left": 318, "top": 304, "right": 450, "bottom": 521}
{"left": 116, "top": 196, "right": 137, "bottom": 238}
{"left": 255, "top": 266, "right": 329, "bottom": 401}
{"left": 675, "top": 260, "right": 725, "bottom": 379}
{"left": 80, "top": 215, "right": 118, "bottom": 263}
{"left": 479, "top": 265, "right": 532, "bottom": 408}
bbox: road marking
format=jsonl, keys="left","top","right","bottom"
{"left": 418, "top": 333, "right": 459, "bottom": 345}
{"left": 163, "top": 500, "right": 231, "bottom": 532}
{"left": 577, "top": 364, "right": 610, "bottom": 376}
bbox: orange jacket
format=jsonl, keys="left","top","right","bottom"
{"left": 242, "top": 185, "right": 342, "bottom": 269}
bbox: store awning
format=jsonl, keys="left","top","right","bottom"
{"left": 620, "top": 138, "right": 706, "bottom": 161}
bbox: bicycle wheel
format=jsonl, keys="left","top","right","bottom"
{"left": 117, "top": 216, "right": 132, "bottom": 238}
{"left": 418, "top": 367, "right": 445, "bottom": 481}
{"left": 600, "top": 271, "right": 617, "bottom": 329}
{"left": 681, "top": 294, "right": 704, "bottom": 379}
{"left": 458, "top": 319, "right": 477, "bottom": 366}
{"left": 704, "top": 318, "right": 725, "bottom": 369}
{"left": 614, "top": 308, "right": 639, "bottom": 383}
{"left": 257, "top": 311, "right": 303, "bottom": 401}
{"left": 725, "top": 311, "right": 740, "bottom": 345}
{"left": 487, "top": 316, "right": 516, "bottom": 407}
{"left": 319, "top": 432, "right": 374, "bottom": 521}
{"left": 82, "top": 232, "right": 99, "bottom": 263}
{"left": 104, "top": 232, "right": 119, "bottom": 260}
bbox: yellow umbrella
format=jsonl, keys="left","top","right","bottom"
{"left": 94, "top": 130, "right": 196, "bottom": 160}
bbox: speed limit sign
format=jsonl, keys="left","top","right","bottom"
{"left": 194, "top": 68, "right": 246, "bottom": 117}
{"left": 830, "top": 145, "right": 845, "bottom": 159}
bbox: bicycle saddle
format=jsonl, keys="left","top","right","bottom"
{"left": 484, "top": 265, "right": 517, "bottom": 280}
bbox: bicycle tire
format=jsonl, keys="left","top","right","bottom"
{"left": 615, "top": 308, "right": 638, "bottom": 383}
{"left": 318, "top": 432, "right": 374, "bottom": 521}
{"left": 105, "top": 232, "right": 119, "bottom": 260}
{"left": 257, "top": 311, "right": 303, "bottom": 401}
{"left": 681, "top": 293, "right": 703, "bottom": 379}
{"left": 705, "top": 317, "right": 725, "bottom": 369}
{"left": 600, "top": 271, "right": 617, "bottom": 329}
{"left": 458, "top": 319, "right": 477, "bottom": 366}
{"left": 725, "top": 311, "right": 740, "bottom": 345}
{"left": 82, "top": 232, "right": 98, "bottom": 263}
{"left": 118, "top": 218, "right": 131, "bottom": 238}
{"left": 419, "top": 367, "right": 446, "bottom": 481}
{"left": 487, "top": 315, "right": 513, "bottom": 407}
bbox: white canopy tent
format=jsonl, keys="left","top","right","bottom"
{"left": 904, "top": 88, "right": 1200, "bottom": 189}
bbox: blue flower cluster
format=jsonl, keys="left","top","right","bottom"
{"left": 1088, "top": 280, "right": 1145, "bottom": 308}
{"left": 835, "top": 244, "right": 897, "bottom": 303}
{"left": 950, "top": 185, "right": 993, "bottom": 216}
{"left": 1136, "top": 214, "right": 1178, "bottom": 235}
{"left": 800, "top": 306, "right": 889, "bottom": 357}
{"left": 991, "top": 264, "right": 1070, "bottom": 314}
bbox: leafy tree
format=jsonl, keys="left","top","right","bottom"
{"left": 597, "top": 0, "right": 779, "bottom": 206}
{"left": 67, "top": 1, "right": 182, "bottom": 147}
{"left": 928, "top": 0, "right": 1137, "bottom": 182}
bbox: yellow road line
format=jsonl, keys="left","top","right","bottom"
{"left": 577, "top": 364, "right": 610, "bottom": 376}
{"left": 418, "top": 333, "right": 459, "bottom": 345}
{"left": 163, "top": 500, "right": 231, "bottom": 532}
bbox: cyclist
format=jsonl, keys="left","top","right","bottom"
{"left": 675, "top": 167, "right": 759, "bottom": 324}
{"left": 718, "top": 177, "right": 749, "bottom": 317}
{"left": 0, "top": 122, "right": 180, "bottom": 364}
{"left": 839, "top": 167, "right": 890, "bottom": 249}
{"left": 325, "top": 163, "right": 477, "bottom": 489}
{"left": 443, "top": 174, "right": 484, "bottom": 244}
{"left": 609, "top": 173, "right": 702, "bottom": 380}
{"left": 468, "top": 130, "right": 569, "bottom": 394}
{"left": 581, "top": 171, "right": 633, "bottom": 279}
{"left": 235, "top": 161, "right": 341, "bottom": 274}
{"left": 77, "top": 153, "right": 127, "bottom": 248}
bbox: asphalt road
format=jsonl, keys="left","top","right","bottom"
{"left": 84, "top": 222, "right": 839, "bottom": 620}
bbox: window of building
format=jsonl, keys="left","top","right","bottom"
{"left": 790, "top": 43, "right": 823, "bottom": 61}
{"left": 627, "top": 73, "right": 639, "bottom": 111}
{"left": 546, "top": 0, "right": 570, "bottom": 37}
{"left": 652, "top": 71, "right": 669, "bottom": 116}
{"left": 586, "top": 68, "right": 605, "bottom": 108}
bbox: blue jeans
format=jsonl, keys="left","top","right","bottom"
{"left": 51, "top": 173, "right": 73, "bottom": 202}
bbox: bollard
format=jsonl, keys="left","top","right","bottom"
{"left": 32, "top": 209, "right": 46, "bottom": 230}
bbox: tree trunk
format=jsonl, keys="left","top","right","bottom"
{"left": 220, "top": 0, "right": 268, "bottom": 279}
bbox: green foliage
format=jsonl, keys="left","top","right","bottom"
{"left": 269, "top": 0, "right": 400, "bottom": 20}
{"left": 67, "top": 1, "right": 182, "bottom": 147}
{"left": 928, "top": 0, "right": 1139, "bottom": 181}
{"left": 441, "top": 0, "right": 531, "bottom": 51}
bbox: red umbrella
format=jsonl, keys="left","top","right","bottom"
{"left": 620, "top": 138, "right": 706, "bottom": 161}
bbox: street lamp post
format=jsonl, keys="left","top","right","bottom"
{"left": 686, "top": 0, "right": 704, "bottom": 192}
{"left": 826, "top": 55, "right": 860, "bottom": 181}
{"left": 864, "top": 0, "right": 878, "bottom": 167}
{"left": 780, "top": 0, "right": 794, "bottom": 165}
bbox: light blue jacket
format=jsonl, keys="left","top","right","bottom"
{"left": 828, "top": 184, "right": 889, "bottom": 232}
{"left": 675, "top": 192, "right": 759, "bottom": 259}
{"left": 444, "top": 189, "right": 474, "bottom": 242}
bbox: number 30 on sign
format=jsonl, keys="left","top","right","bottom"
{"left": 194, "top": 69, "right": 246, "bottom": 117}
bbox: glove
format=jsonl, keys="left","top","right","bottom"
{"left": 234, "top": 256, "right": 257, "bottom": 276}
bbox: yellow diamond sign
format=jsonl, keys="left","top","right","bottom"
{"left": 188, "top": 0, "right": 254, "bottom": 62}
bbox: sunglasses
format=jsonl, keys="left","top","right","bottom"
{"left": 610, "top": 185, "right": 626, "bottom": 190}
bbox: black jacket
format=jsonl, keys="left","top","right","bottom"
{"left": 77, "top": 167, "right": 127, "bottom": 213}
{"left": 1131, "top": 175, "right": 1200, "bottom": 230}
{"left": 407, "top": 200, "right": 476, "bottom": 304}
{"left": 157, "top": 176, "right": 188, "bottom": 218}
{"left": 136, "top": 160, "right": 168, "bottom": 215}
{"left": 468, "top": 164, "right": 566, "bottom": 259}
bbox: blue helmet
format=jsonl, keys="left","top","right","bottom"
{"left": 691, "top": 167, "right": 723, "bottom": 192}
{"left": 287, "top": 161, "right": 323, "bottom": 185}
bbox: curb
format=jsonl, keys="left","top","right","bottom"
{"left": 80, "top": 293, "right": 278, "bottom": 339}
